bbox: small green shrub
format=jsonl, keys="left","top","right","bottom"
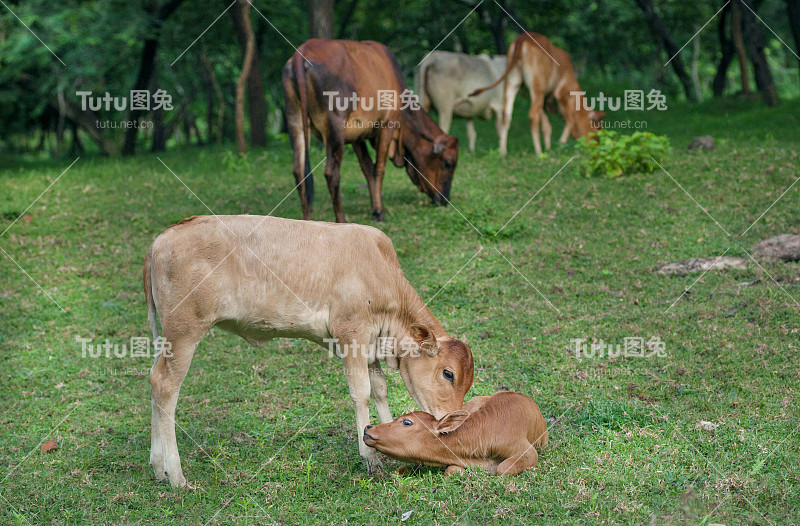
{"left": 221, "top": 150, "right": 252, "bottom": 174}
{"left": 577, "top": 130, "right": 670, "bottom": 178}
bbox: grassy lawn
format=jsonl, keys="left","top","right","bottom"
{"left": 1, "top": 97, "right": 799, "bottom": 525}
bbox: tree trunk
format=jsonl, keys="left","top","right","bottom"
{"left": 712, "top": 2, "right": 734, "bottom": 97}
{"left": 69, "top": 121, "right": 84, "bottom": 155}
{"left": 164, "top": 101, "right": 189, "bottom": 146}
{"left": 199, "top": 55, "right": 215, "bottom": 144}
{"left": 740, "top": 0, "right": 779, "bottom": 106}
{"left": 200, "top": 54, "right": 225, "bottom": 145}
{"left": 186, "top": 111, "right": 203, "bottom": 145}
{"left": 150, "top": 67, "right": 166, "bottom": 152}
{"left": 151, "top": 101, "right": 166, "bottom": 152}
{"left": 307, "top": 0, "right": 334, "bottom": 38}
{"left": 691, "top": 29, "right": 702, "bottom": 101}
{"left": 36, "top": 128, "right": 46, "bottom": 152}
{"left": 234, "top": 0, "right": 255, "bottom": 154}
{"left": 485, "top": 5, "right": 509, "bottom": 54}
{"left": 499, "top": 0, "right": 522, "bottom": 35}
{"left": 121, "top": 0, "right": 185, "bottom": 155}
{"left": 56, "top": 89, "right": 66, "bottom": 153}
{"left": 229, "top": 0, "right": 266, "bottom": 147}
{"left": 635, "top": 0, "right": 696, "bottom": 101}
{"left": 61, "top": 100, "right": 120, "bottom": 155}
{"left": 457, "top": 0, "right": 510, "bottom": 54}
{"left": 731, "top": 1, "right": 751, "bottom": 94}
{"left": 787, "top": 0, "right": 800, "bottom": 79}
{"left": 123, "top": 38, "right": 159, "bottom": 155}
{"left": 491, "top": 19, "right": 507, "bottom": 54}
{"left": 337, "top": 0, "right": 359, "bottom": 38}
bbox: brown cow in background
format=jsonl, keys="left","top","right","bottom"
{"left": 470, "top": 32, "right": 604, "bottom": 155}
{"left": 282, "top": 39, "right": 459, "bottom": 222}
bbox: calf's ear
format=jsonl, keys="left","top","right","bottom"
{"left": 410, "top": 323, "right": 439, "bottom": 356}
{"left": 432, "top": 136, "right": 446, "bottom": 155}
{"left": 435, "top": 410, "right": 470, "bottom": 435}
{"left": 389, "top": 126, "right": 405, "bottom": 167}
{"left": 589, "top": 111, "right": 606, "bottom": 122}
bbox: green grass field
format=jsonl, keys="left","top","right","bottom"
{"left": 1, "top": 98, "right": 799, "bottom": 525}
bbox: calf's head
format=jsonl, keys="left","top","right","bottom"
{"left": 396, "top": 324, "right": 473, "bottom": 419}
{"left": 402, "top": 134, "right": 458, "bottom": 205}
{"left": 574, "top": 110, "right": 605, "bottom": 140}
{"left": 564, "top": 91, "right": 605, "bottom": 140}
{"left": 362, "top": 410, "right": 470, "bottom": 463}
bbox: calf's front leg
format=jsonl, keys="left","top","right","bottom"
{"left": 150, "top": 394, "right": 166, "bottom": 483}
{"left": 353, "top": 142, "right": 385, "bottom": 222}
{"left": 324, "top": 136, "right": 346, "bottom": 223}
{"left": 342, "top": 351, "right": 382, "bottom": 472}
{"left": 465, "top": 120, "right": 477, "bottom": 152}
{"left": 368, "top": 360, "right": 392, "bottom": 424}
{"left": 559, "top": 116, "right": 572, "bottom": 144}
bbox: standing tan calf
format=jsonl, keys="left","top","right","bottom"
{"left": 144, "top": 215, "right": 474, "bottom": 487}
{"left": 363, "top": 391, "right": 547, "bottom": 475}
{"left": 470, "top": 32, "right": 604, "bottom": 155}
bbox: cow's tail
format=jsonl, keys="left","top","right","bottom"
{"left": 293, "top": 52, "right": 314, "bottom": 205}
{"left": 415, "top": 59, "right": 431, "bottom": 111}
{"left": 468, "top": 37, "right": 523, "bottom": 97}
{"left": 143, "top": 246, "right": 159, "bottom": 345}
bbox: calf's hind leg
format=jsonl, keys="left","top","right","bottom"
{"left": 150, "top": 330, "right": 204, "bottom": 487}
{"left": 540, "top": 112, "right": 552, "bottom": 151}
{"left": 150, "top": 354, "right": 166, "bottom": 483}
{"left": 498, "top": 68, "right": 522, "bottom": 156}
{"left": 495, "top": 444, "right": 539, "bottom": 475}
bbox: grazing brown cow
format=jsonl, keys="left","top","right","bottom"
{"left": 470, "top": 32, "right": 604, "bottom": 155}
{"left": 363, "top": 391, "right": 547, "bottom": 475}
{"left": 144, "top": 215, "right": 474, "bottom": 487}
{"left": 282, "top": 39, "right": 459, "bottom": 222}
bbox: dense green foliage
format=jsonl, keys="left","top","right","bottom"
{"left": 1, "top": 0, "right": 798, "bottom": 155}
{"left": 578, "top": 130, "right": 671, "bottom": 178}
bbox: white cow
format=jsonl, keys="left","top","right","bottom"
{"left": 415, "top": 51, "right": 506, "bottom": 151}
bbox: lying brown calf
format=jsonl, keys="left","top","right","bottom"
{"left": 363, "top": 391, "right": 547, "bottom": 475}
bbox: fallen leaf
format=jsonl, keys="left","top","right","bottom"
{"left": 40, "top": 439, "right": 58, "bottom": 453}
{"left": 696, "top": 421, "right": 719, "bottom": 432}
{"left": 400, "top": 510, "right": 413, "bottom": 522}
